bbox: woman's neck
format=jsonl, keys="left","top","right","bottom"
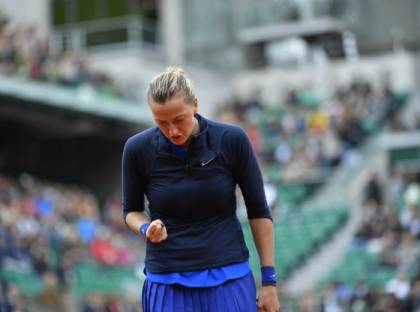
{"left": 183, "top": 117, "right": 199, "bottom": 148}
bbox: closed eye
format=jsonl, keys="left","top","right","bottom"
{"left": 156, "top": 120, "right": 168, "bottom": 126}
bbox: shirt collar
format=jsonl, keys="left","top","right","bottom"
{"left": 157, "top": 113, "right": 209, "bottom": 155}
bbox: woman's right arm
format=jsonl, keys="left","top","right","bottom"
{"left": 122, "top": 140, "right": 167, "bottom": 243}
{"left": 126, "top": 212, "right": 167, "bottom": 243}
{"left": 125, "top": 211, "right": 151, "bottom": 234}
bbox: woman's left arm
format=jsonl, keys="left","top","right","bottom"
{"left": 250, "top": 218, "right": 281, "bottom": 312}
{"left": 229, "top": 127, "right": 280, "bottom": 311}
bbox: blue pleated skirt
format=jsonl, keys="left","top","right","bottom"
{"left": 141, "top": 271, "right": 257, "bottom": 312}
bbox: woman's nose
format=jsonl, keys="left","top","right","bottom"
{"left": 169, "top": 124, "right": 179, "bottom": 136}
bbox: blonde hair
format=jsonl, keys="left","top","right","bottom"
{"left": 147, "top": 66, "right": 195, "bottom": 105}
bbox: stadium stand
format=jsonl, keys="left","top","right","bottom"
{"left": 243, "top": 206, "right": 348, "bottom": 282}
{"left": 0, "top": 14, "right": 141, "bottom": 103}
{"left": 273, "top": 128, "right": 420, "bottom": 310}
{"left": 0, "top": 173, "right": 142, "bottom": 311}
{"left": 216, "top": 74, "right": 409, "bottom": 312}
{"left": 313, "top": 172, "right": 420, "bottom": 311}
{"left": 1, "top": 69, "right": 411, "bottom": 312}
{"left": 0, "top": 50, "right": 416, "bottom": 312}
{"left": 1, "top": 2, "right": 420, "bottom": 311}
{"left": 223, "top": 66, "right": 416, "bottom": 311}
{"left": 219, "top": 79, "right": 409, "bottom": 212}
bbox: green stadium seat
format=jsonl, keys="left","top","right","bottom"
{"left": 243, "top": 206, "right": 348, "bottom": 283}
{"left": 71, "top": 261, "right": 140, "bottom": 298}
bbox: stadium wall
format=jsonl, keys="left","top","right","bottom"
{"left": 0, "top": 95, "right": 140, "bottom": 200}
{"left": 231, "top": 51, "right": 415, "bottom": 105}
{"left": 88, "top": 49, "right": 231, "bottom": 118}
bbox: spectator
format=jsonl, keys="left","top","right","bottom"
{"left": 0, "top": 17, "right": 143, "bottom": 103}
{"left": 385, "top": 271, "right": 411, "bottom": 301}
{"left": 364, "top": 173, "right": 383, "bottom": 206}
{"left": 0, "top": 173, "right": 140, "bottom": 311}
{"left": 321, "top": 283, "right": 342, "bottom": 312}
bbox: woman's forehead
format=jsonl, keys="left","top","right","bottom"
{"left": 150, "top": 97, "right": 191, "bottom": 120}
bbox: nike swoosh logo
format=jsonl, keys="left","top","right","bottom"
{"left": 200, "top": 156, "right": 216, "bottom": 166}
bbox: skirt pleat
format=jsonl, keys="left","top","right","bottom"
{"left": 141, "top": 271, "right": 257, "bottom": 312}
{"left": 142, "top": 277, "right": 149, "bottom": 312}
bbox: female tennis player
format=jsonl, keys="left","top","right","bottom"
{"left": 122, "top": 66, "right": 280, "bottom": 312}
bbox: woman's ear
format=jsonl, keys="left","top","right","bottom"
{"left": 193, "top": 98, "right": 198, "bottom": 114}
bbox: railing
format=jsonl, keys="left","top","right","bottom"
{"left": 232, "top": 0, "right": 344, "bottom": 29}
{"left": 0, "top": 76, "right": 152, "bottom": 124}
{"left": 50, "top": 16, "right": 163, "bottom": 56}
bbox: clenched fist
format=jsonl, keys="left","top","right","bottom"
{"left": 146, "top": 219, "right": 168, "bottom": 243}
{"left": 258, "top": 286, "right": 281, "bottom": 312}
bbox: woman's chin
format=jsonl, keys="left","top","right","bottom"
{"left": 170, "top": 137, "right": 185, "bottom": 146}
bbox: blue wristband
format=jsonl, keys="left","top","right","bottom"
{"left": 139, "top": 223, "right": 150, "bottom": 236}
{"left": 261, "top": 266, "right": 277, "bottom": 286}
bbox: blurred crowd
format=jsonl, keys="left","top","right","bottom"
{"left": 0, "top": 14, "right": 140, "bottom": 102}
{"left": 216, "top": 76, "right": 420, "bottom": 311}
{"left": 0, "top": 173, "right": 141, "bottom": 312}
{"left": 291, "top": 171, "right": 420, "bottom": 312}
{"left": 1, "top": 9, "right": 420, "bottom": 312}
{"left": 218, "top": 80, "right": 412, "bottom": 185}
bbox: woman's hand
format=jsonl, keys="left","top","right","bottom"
{"left": 258, "top": 285, "right": 281, "bottom": 312}
{"left": 146, "top": 219, "right": 168, "bottom": 243}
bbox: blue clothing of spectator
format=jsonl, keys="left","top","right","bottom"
{"left": 76, "top": 218, "right": 96, "bottom": 243}
{"left": 35, "top": 198, "right": 53, "bottom": 216}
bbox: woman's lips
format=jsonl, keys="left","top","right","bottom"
{"left": 171, "top": 136, "right": 183, "bottom": 143}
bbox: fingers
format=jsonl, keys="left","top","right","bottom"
{"left": 258, "top": 306, "right": 281, "bottom": 312}
{"left": 257, "top": 287, "right": 281, "bottom": 312}
{"left": 146, "top": 219, "right": 168, "bottom": 243}
{"left": 257, "top": 300, "right": 265, "bottom": 312}
{"left": 257, "top": 300, "right": 281, "bottom": 312}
